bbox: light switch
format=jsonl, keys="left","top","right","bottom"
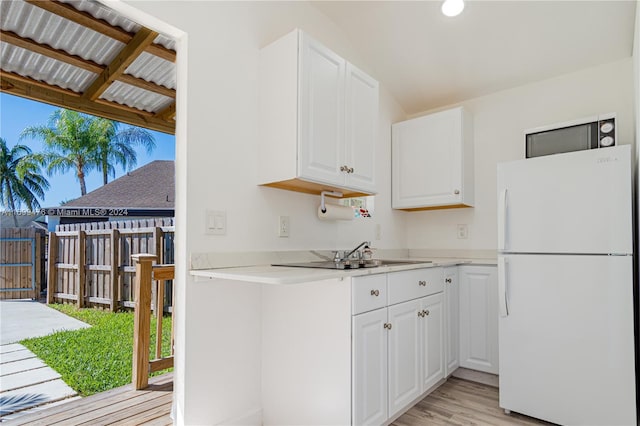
{"left": 206, "top": 210, "right": 226, "bottom": 235}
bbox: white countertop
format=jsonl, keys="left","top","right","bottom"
{"left": 190, "top": 257, "right": 497, "bottom": 285}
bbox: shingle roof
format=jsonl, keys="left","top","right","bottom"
{"left": 62, "top": 160, "right": 174, "bottom": 209}
{"left": 0, "top": 213, "right": 47, "bottom": 230}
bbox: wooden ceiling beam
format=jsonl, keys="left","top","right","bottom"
{"left": 24, "top": 0, "right": 176, "bottom": 62}
{"left": 1, "top": 71, "right": 175, "bottom": 134}
{"left": 83, "top": 27, "right": 159, "bottom": 101}
{"left": 118, "top": 75, "right": 175, "bottom": 99}
{"left": 156, "top": 102, "right": 176, "bottom": 121}
{"left": 1, "top": 29, "right": 175, "bottom": 98}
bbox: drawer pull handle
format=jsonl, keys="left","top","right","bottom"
{"left": 383, "top": 323, "right": 392, "bottom": 330}
{"left": 445, "top": 278, "right": 452, "bottom": 283}
{"left": 370, "top": 289, "right": 380, "bottom": 297}
{"left": 418, "top": 280, "right": 427, "bottom": 286}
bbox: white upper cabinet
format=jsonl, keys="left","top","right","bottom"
{"left": 298, "top": 35, "right": 345, "bottom": 186}
{"left": 344, "top": 63, "right": 378, "bottom": 192}
{"left": 392, "top": 107, "right": 474, "bottom": 210}
{"left": 259, "top": 29, "right": 379, "bottom": 197}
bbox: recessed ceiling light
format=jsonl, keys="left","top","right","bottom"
{"left": 442, "top": 0, "right": 465, "bottom": 17}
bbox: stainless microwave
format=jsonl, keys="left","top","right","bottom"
{"left": 525, "top": 113, "right": 616, "bottom": 158}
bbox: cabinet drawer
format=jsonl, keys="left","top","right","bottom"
{"left": 352, "top": 275, "right": 387, "bottom": 315}
{"left": 388, "top": 268, "right": 443, "bottom": 305}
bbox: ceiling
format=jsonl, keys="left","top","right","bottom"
{"left": 1, "top": 1, "right": 635, "bottom": 130}
{"left": 312, "top": 1, "right": 637, "bottom": 115}
{"left": 0, "top": 0, "right": 176, "bottom": 134}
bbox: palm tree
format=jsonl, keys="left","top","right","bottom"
{"left": 21, "top": 109, "right": 157, "bottom": 194}
{"left": 0, "top": 138, "right": 49, "bottom": 226}
{"left": 92, "top": 118, "right": 156, "bottom": 185}
{"left": 21, "top": 109, "right": 97, "bottom": 196}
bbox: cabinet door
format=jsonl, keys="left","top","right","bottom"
{"left": 352, "top": 309, "right": 388, "bottom": 426}
{"left": 392, "top": 108, "right": 464, "bottom": 209}
{"left": 298, "top": 33, "right": 346, "bottom": 186}
{"left": 443, "top": 267, "right": 459, "bottom": 377}
{"left": 420, "top": 293, "right": 444, "bottom": 391}
{"left": 344, "top": 63, "right": 378, "bottom": 193}
{"left": 387, "top": 299, "right": 421, "bottom": 418}
{"left": 459, "top": 266, "right": 499, "bottom": 374}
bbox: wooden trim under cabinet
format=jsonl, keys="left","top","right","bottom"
{"left": 397, "top": 204, "right": 473, "bottom": 212}
{"left": 260, "top": 178, "right": 373, "bottom": 198}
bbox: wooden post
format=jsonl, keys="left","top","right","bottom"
{"left": 77, "top": 230, "right": 86, "bottom": 308}
{"left": 34, "top": 232, "right": 41, "bottom": 300}
{"left": 110, "top": 229, "right": 120, "bottom": 312}
{"left": 155, "top": 277, "right": 165, "bottom": 360}
{"left": 47, "top": 232, "right": 57, "bottom": 305}
{"left": 132, "top": 253, "right": 156, "bottom": 390}
{"left": 154, "top": 227, "right": 163, "bottom": 264}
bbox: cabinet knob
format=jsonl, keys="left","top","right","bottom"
{"left": 445, "top": 278, "right": 452, "bottom": 283}
{"left": 418, "top": 311, "right": 425, "bottom": 318}
{"left": 370, "top": 289, "right": 380, "bottom": 297}
{"left": 383, "top": 323, "right": 392, "bottom": 330}
{"left": 454, "top": 189, "right": 460, "bottom": 195}
{"left": 348, "top": 167, "right": 354, "bottom": 174}
{"left": 418, "top": 280, "right": 427, "bottom": 286}
{"left": 340, "top": 165, "right": 348, "bottom": 172}
{"left": 424, "top": 309, "right": 430, "bottom": 316}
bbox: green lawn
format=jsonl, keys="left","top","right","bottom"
{"left": 20, "top": 304, "right": 172, "bottom": 396}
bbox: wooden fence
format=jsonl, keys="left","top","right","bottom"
{"left": 0, "top": 227, "right": 46, "bottom": 300}
{"left": 47, "top": 218, "right": 174, "bottom": 311}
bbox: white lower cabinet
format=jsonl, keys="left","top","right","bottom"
{"left": 388, "top": 299, "right": 422, "bottom": 416}
{"left": 420, "top": 294, "right": 444, "bottom": 392}
{"left": 459, "top": 265, "right": 499, "bottom": 374}
{"left": 443, "top": 267, "right": 459, "bottom": 377}
{"left": 352, "top": 270, "right": 445, "bottom": 425}
{"left": 262, "top": 264, "right": 497, "bottom": 426}
{"left": 352, "top": 308, "right": 388, "bottom": 426}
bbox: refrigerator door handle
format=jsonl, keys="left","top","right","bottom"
{"left": 498, "top": 257, "right": 509, "bottom": 317}
{"left": 498, "top": 188, "right": 507, "bottom": 251}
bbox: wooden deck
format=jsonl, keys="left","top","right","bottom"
{"left": 5, "top": 373, "right": 173, "bottom": 426}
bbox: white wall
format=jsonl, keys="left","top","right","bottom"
{"left": 126, "top": 1, "right": 406, "bottom": 256}
{"left": 405, "top": 58, "right": 635, "bottom": 250}
{"left": 120, "top": 2, "right": 406, "bottom": 424}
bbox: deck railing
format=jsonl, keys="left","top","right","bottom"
{"left": 131, "top": 254, "right": 175, "bottom": 390}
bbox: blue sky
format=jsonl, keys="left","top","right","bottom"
{"left": 0, "top": 93, "right": 175, "bottom": 208}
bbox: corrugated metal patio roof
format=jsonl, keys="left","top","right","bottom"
{"left": 0, "top": 0, "right": 176, "bottom": 134}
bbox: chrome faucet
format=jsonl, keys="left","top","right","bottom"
{"left": 334, "top": 241, "right": 371, "bottom": 263}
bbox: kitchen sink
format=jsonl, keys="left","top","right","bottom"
{"left": 271, "top": 259, "right": 431, "bottom": 270}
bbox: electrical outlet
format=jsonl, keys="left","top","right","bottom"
{"left": 279, "top": 216, "right": 290, "bottom": 238}
{"left": 457, "top": 224, "right": 468, "bottom": 239}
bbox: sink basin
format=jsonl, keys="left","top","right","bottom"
{"left": 362, "top": 259, "right": 432, "bottom": 267}
{"left": 271, "top": 259, "right": 431, "bottom": 270}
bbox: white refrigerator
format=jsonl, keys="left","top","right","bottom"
{"left": 497, "top": 145, "right": 636, "bottom": 425}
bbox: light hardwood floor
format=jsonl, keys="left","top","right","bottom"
{"left": 393, "top": 377, "right": 554, "bottom": 426}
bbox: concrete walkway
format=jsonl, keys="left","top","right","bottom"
{"left": 0, "top": 300, "right": 89, "bottom": 345}
{"left": 0, "top": 300, "right": 89, "bottom": 419}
